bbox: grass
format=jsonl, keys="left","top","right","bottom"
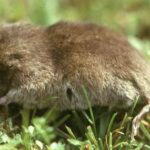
{"left": 0, "top": 0, "right": 150, "bottom": 149}
{"left": 0, "top": 87, "right": 150, "bottom": 149}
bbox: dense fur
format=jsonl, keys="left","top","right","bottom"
{"left": 0, "top": 22, "right": 150, "bottom": 110}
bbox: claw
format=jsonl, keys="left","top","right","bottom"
{"left": 131, "top": 104, "right": 150, "bottom": 140}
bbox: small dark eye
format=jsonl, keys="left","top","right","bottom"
{"left": 9, "top": 53, "right": 23, "bottom": 60}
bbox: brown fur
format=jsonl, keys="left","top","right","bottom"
{"left": 0, "top": 21, "right": 150, "bottom": 110}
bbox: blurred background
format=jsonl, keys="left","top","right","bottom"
{"left": 0, "top": 0, "right": 149, "bottom": 53}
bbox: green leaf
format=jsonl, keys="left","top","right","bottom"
{"left": 67, "top": 139, "right": 83, "bottom": 146}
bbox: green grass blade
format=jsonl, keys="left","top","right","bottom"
{"left": 65, "top": 126, "right": 76, "bottom": 139}
{"left": 140, "top": 123, "right": 150, "bottom": 141}
{"left": 109, "top": 132, "right": 113, "bottom": 150}
{"left": 98, "top": 138, "right": 104, "bottom": 150}
{"left": 107, "top": 112, "right": 117, "bottom": 134}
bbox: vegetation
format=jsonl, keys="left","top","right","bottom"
{"left": 0, "top": 0, "right": 150, "bottom": 149}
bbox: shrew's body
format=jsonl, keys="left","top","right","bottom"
{"left": 0, "top": 22, "right": 150, "bottom": 138}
